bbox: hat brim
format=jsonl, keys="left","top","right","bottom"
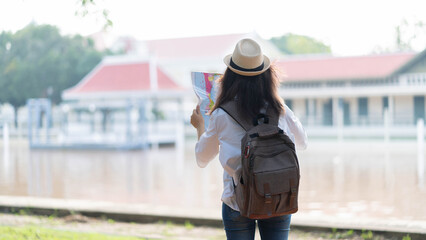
{"left": 223, "top": 54, "right": 271, "bottom": 76}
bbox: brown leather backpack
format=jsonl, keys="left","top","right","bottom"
{"left": 220, "top": 101, "right": 300, "bottom": 219}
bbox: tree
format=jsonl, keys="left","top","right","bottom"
{"left": 270, "top": 33, "right": 331, "bottom": 55}
{"left": 76, "top": 0, "right": 112, "bottom": 30}
{"left": 0, "top": 23, "right": 105, "bottom": 126}
{"left": 395, "top": 18, "right": 426, "bottom": 52}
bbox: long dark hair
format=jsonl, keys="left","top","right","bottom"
{"left": 210, "top": 65, "right": 284, "bottom": 120}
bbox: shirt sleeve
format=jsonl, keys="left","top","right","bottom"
{"left": 195, "top": 110, "right": 220, "bottom": 168}
{"left": 283, "top": 104, "right": 308, "bottom": 150}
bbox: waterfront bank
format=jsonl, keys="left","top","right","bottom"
{"left": 0, "top": 195, "right": 425, "bottom": 238}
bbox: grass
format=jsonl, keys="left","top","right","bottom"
{"left": 0, "top": 212, "right": 417, "bottom": 240}
{"left": 305, "top": 228, "right": 416, "bottom": 240}
{"left": 184, "top": 220, "right": 195, "bottom": 230}
{"left": 402, "top": 234, "right": 412, "bottom": 240}
{"left": 327, "top": 228, "right": 355, "bottom": 239}
{"left": 0, "top": 225, "right": 146, "bottom": 240}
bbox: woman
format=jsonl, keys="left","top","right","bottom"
{"left": 191, "top": 38, "right": 307, "bottom": 240}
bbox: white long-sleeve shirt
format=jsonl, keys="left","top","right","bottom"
{"left": 195, "top": 104, "right": 308, "bottom": 211}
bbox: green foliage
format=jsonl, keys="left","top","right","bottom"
{"left": 345, "top": 229, "right": 354, "bottom": 237}
{"left": 361, "top": 230, "right": 373, "bottom": 239}
{"left": 162, "top": 220, "right": 175, "bottom": 237}
{"left": 325, "top": 228, "right": 359, "bottom": 239}
{"left": 270, "top": 33, "right": 331, "bottom": 55}
{"left": 12, "top": 208, "right": 31, "bottom": 216}
{"left": 76, "top": 0, "right": 113, "bottom": 30}
{"left": 0, "top": 23, "right": 104, "bottom": 110}
{"left": 48, "top": 209, "right": 59, "bottom": 220}
{"left": 0, "top": 225, "right": 146, "bottom": 240}
{"left": 18, "top": 209, "right": 28, "bottom": 216}
{"left": 184, "top": 220, "right": 194, "bottom": 230}
{"left": 402, "top": 234, "right": 411, "bottom": 240}
{"left": 166, "top": 220, "right": 174, "bottom": 227}
{"left": 395, "top": 18, "right": 426, "bottom": 51}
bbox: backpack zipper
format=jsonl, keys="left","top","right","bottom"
{"left": 244, "top": 142, "right": 255, "bottom": 170}
{"left": 244, "top": 144, "right": 250, "bottom": 159}
{"left": 249, "top": 155, "right": 254, "bottom": 170}
{"left": 253, "top": 149, "right": 289, "bottom": 158}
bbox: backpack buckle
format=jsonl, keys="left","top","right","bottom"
{"left": 253, "top": 114, "right": 269, "bottom": 126}
{"left": 291, "top": 187, "right": 297, "bottom": 196}
{"left": 264, "top": 183, "right": 272, "bottom": 204}
{"left": 265, "top": 193, "right": 272, "bottom": 204}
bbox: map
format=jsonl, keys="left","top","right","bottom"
{"left": 191, "top": 72, "right": 222, "bottom": 130}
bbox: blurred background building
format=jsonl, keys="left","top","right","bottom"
{"left": 1, "top": 32, "right": 425, "bottom": 147}
{"left": 277, "top": 50, "right": 426, "bottom": 138}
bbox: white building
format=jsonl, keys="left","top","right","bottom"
{"left": 58, "top": 55, "right": 188, "bottom": 149}
{"left": 276, "top": 50, "right": 426, "bottom": 138}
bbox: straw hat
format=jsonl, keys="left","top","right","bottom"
{"left": 223, "top": 38, "right": 271, "bottom": 76}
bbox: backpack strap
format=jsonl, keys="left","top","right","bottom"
{"left": 219, "top": 101, "right": 280, "bottom": 131}
{"left": 265, "top": 104, "right": 280, "bottom": 126}
{"left": 219, "top": 101, "right": 253, "bottom": 131}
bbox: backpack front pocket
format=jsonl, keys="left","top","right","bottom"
{"left": 249, "top": 167, "right": 299, "bottom": 216}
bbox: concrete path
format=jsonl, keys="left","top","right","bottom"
{"left": 0, "top": 195, "right": 424, "bottom": 236}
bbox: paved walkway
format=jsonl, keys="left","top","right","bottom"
{"left": 0, "top": 196, "right": 425, "bottom": 235}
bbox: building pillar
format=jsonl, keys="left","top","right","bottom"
{"left": 89, "top": 104, "right": 96, "bottom": 133}
{"left": 34, "top": 100, "right": 41, "bottom": 143}
{"left": 332, "top": 97, "right": 341, "bottom": 127}
{"left": 138, "top": 99, "right": 148, "bottom": 149}
{"left": 45, "top": 99, "right": 52, "bottom": 143}
{"left": 126, "top": 100, "right": 132, "bottom": 146}
{"left": 27, "top": 100, "right": 33, "bottom": 146}
{"left": 61, "top": 104, "right": 70, "bottom": 135}
{"left": 333, "top": 97, "right": 344, "bottom": 141}
{"left": 150, "top": 97, "right": 159, "bottom": 149}
{"left": 388, "top": 95, "right": 394, "bottom": 125}
{"left": 308, "top": 99, "right": 316, "bottom": 126}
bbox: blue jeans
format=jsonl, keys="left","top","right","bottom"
{"left": 222, "top": 203, "right": 291, "bottom": 240}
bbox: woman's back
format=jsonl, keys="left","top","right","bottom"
{"left": 196, "top": 104, "right": 307, "bottom": 209}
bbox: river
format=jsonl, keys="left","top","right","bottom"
{"left": 0, "top": 138, "right": 425, "bottom": 223}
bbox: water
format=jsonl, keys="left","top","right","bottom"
{"left": 299, "top": 141, "right": 425, "bottom": 221}
{"left": 0, "top": 139, "right": 425, "bottom": 222}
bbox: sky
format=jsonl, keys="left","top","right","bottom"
{"left": 1, "top": 0, "right": 425, "bottom": 56}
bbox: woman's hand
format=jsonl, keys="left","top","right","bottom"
{"left": 191, "top": 105, "right": 205, "bottom": 139}
{"left": 191, "top": 105, "right": 204, "bottom": 129}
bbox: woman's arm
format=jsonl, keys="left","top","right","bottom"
{"left": 284, "top": 104, "right": 308, "bottom": 150}
{"left": 191, "top": 105, "right": 205, "bottom": 140}
{"left": 191, "top": 105, "right": 219, "bottom": 168}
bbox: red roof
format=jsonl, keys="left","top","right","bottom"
{"left": 65, "top": 61, "right": 180, "bottom": 95}
{"left": 145, "top": 33, "right": 247, "bottom": 59}
{"left": 275, "top": 53, "right": 416, "bottom": 81}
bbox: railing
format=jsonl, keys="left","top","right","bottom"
{"left": 400, "top": 73, "right": 426, "bottom": 86}
{"left": 282, "top": 73, "right": 426, "bottom": 89}
{"left": 300, "top": 114, "right": 417, "bottom": 127}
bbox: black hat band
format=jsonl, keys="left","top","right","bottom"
{"left": 230, "top": 58, "right": 264, "bottom": 72}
